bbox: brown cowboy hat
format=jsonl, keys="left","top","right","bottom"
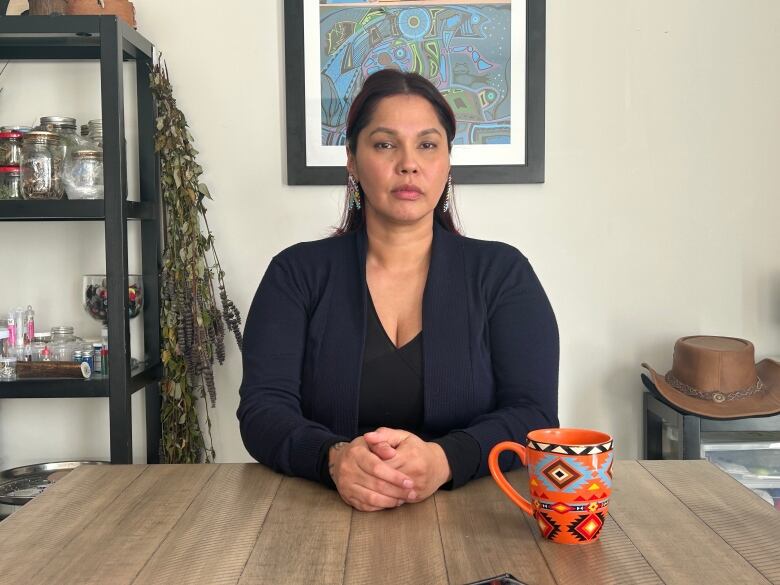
{"left": 642, "top": 336, "right": 780, "bottom": 419}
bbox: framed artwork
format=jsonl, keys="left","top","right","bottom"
{"left": 284, "top": 0, "right": 545, "bottom": 185}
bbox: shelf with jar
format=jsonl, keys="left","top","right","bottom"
{"left": 0, "top": 116, "right": 104, "bottom": 203}
{"left": 0, "top": 15, "right": 162, "bottom": 464}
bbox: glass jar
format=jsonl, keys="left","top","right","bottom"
{"left": 0, "top": 166, "right": 22, "bottom": 200}
{"left": 39, "top": 116, "right": 84, "bottom": 162}
{"left": 50, "top": 326, "right": 77, "bottom": 362}
{"left": 0, "top": 126, "right": 32, "bottom": 133}
{"left": 0, "top": 356, "right": 16, "bottom": 381}
{"left": 21, "top": 131, "right": 63, "bottom": 200}
{"left": 31, "top": 333, "right": 51, "bottom": 362}
{"left": 63, "top": 148, "right": 103, "bottom": 200}
{"left": 0, "top": 327, "right": 8, "bottom": 358}
{"left": 87, "top": 120, "right": 103, "bottom": 149}
{"left": 0, "top": 131, "right": 23, "bottom": 166}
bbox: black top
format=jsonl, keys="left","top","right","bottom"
{"left": 358, "top": 292, "right": 424, "bottom": 433}
{"left": 318, "top": 292, "right": 481, "bottom": 489}
{"left": 238, "top": 221, "right": 559, "bottom": 488}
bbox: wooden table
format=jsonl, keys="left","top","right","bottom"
{"left": 0, "top": 460, "right": 778, "bottom": 584}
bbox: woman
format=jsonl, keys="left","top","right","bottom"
{"left": 237, "top": 70, "right": 559, "bottom": 512}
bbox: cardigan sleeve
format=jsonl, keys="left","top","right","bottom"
{"left": 448, "top": 250, "right": 560, "bottom": 486}
{"left": 237, "top": 256, "right": 349, "bottom": 483}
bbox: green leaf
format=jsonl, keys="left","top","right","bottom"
{"left": 198, "top": 183, "right": 212, "bottom": 200}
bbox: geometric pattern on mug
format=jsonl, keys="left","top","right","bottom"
{"left": 534, "top": 511, "right": 562, "bottom": 540}
{"left": 536, "top": 499, "right": 609, "bottom": 514}
{"left": 535, "top": 455, "right": 590, "bottom": 493}
{"left": 566, "top": 512, "right": 605, "bottom": 542}
{"left": 594, "top": 450, "right": 614, "bottom": 488}
{"left": 529, "top": 439, "right": 613, "bottom": 455}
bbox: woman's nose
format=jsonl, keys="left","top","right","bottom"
{"left": 396, "top": 146, "right": 419, "bottom": 174}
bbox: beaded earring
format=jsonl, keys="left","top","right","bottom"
{"left": 347, "top": 174, "right": 361, "bottom": 210}
{"left": 443, "top": 174, "right": 452, "bottom": 213}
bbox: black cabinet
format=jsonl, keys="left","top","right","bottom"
{"left": 643, "top": 390, "right": 780, "bottom": 460}
{"left": 643, "top": 390, "right": 780, "bottom": 508}
{"left": 0, "top": 16, "right": 162, "bottom": 464}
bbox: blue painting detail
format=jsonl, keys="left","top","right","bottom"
{"left": 319, "top": 4, "right": 511, "bottom": 146}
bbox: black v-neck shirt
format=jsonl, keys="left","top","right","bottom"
{"left": 357, "top": 293, "right": 424, "bottom": 434}
{"left": 318, "top": 292, "right": 481, "bottom": 489}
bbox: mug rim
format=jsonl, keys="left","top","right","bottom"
{"left": 527, "top": 427, "right": 612, "bottom": 447}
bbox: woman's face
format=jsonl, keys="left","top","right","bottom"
{"left": 347, "top": 94, "right": 450, "bottom": 228}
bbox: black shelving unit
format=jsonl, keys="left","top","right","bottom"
{"left": 643, "top": 390, "right": 780, "bottom": 459}
{"left": 0, "top": 16, "right": 162, "bottom": 464}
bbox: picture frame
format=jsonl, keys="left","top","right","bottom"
{"left": 284, "top": 0, "right": 545, "bottom": 185}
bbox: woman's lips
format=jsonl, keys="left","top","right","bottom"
{"left": 392, "top": 186, "right": 423, "bottom": 200}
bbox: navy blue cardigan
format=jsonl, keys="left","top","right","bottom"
{"left": 237, "top": 221, "right": 559, "bottom": 487}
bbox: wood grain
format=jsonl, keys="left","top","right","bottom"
{"left": 435, "top": 472, "right": 556, "bottom": 585}
{"left": 238, "top": 476, "right": 352, "bottom": 585}
{"left": 1, "top": 461, "right": 777, "bottom": 585}
{"left": 608, "top": 461, "right": 772, "bottom": 585}
{"left": 133, "top": 464, "right": 282, "bottom": 585}
{"left": 344, "top": 496, "right": 448, "bottom": 585}
{"left": 30, "top": 464, "right": 218, "bottom": 585}
{"left": 640, "top": 459, "right": 780, "bottom": 584}
{"left": 0, "top": 465, "right": 146, "bottom": 585}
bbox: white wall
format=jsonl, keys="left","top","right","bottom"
{"left": 1, "top": 0, "right": 779, "bottom": 470}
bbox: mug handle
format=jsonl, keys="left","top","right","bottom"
{"left": 488, "top": 441, "right": 533, "bottom": 516}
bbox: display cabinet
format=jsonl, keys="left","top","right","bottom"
{"left": 643, "top": 388, "right": 780, "bottom": 509}
{"left": 0, "top": 16, "right": 162, "bottom": 463}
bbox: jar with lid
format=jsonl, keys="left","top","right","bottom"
{"left": 31, "top": 333, "right": 51, "bottom": 361}
{"left": 63, "top": 148, "right": 103, "bottom": 200}
{"left": 0, "top": 126, "right": 32, "bottom": 133}
{"left": 0, "top": 131, "right": 23, "bottom": 166}
{"left": 39, "top": 116, "right": 85, "bottom": 162}
{"left": 50, "top": 326, "right": 77, "bottom": 361}
{"left": 87, "top": 120, "right": 103, "bottom": 149}
{"left": 0, "top": 166, "right": 22, "bottom": 200}
{"left": 21, "top": 131, "right": 63, "bottom": 200}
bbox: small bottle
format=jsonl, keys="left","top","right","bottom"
{"left": 13, "top": 307, "right": 24, "bottom": 360}
{"left": 101, "top": 326, "right": 109, "bottom": 376}
{"left": 23, "top": 305, "right": 34, "bottom": 362}
{"left": 40, "top": 345, "right": 52, "bottom": 362}
{"left": 80, "top": 344, "right": 94, "bottom": 371}
{"left": 93, "top": 342, "right": 103, "bottom": 374}
{"left": 6, "top": 311, "right": 16, "bottom": 354}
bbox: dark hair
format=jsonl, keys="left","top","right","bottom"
{"left": 333, "top": 69, "right": 461, "bottom": 236}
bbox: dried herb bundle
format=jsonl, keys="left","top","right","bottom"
{"left": 151, "top": 61, "right": 242, "bottom": 464}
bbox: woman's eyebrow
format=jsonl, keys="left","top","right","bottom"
{"left": 368, "top": 127, "right": 443, "bottom": 137}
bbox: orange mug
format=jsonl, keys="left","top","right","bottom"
{"left": 488, "top": 428, "right": 613, "bottom": 544}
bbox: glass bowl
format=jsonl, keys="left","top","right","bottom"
{"left": 83, "top": 274, "right": 143, "bottom": 324}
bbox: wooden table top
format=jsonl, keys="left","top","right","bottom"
{"left": 0, "top": 460, "right": 778, "bottom": 585}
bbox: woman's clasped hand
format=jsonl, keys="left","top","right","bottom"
{"left": 328, "top": 428, "right": 452, "bottom": 511}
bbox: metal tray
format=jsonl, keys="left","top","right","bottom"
{"left": 0, "top": 460, "right": 108, "bottom": 506}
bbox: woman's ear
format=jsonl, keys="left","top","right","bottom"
{"left": 346, "top": 148, "right": 357, "bottom": 180}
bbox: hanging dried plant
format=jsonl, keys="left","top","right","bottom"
{"left": 150, "top": 61, "right": 243, "bottom": 464}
